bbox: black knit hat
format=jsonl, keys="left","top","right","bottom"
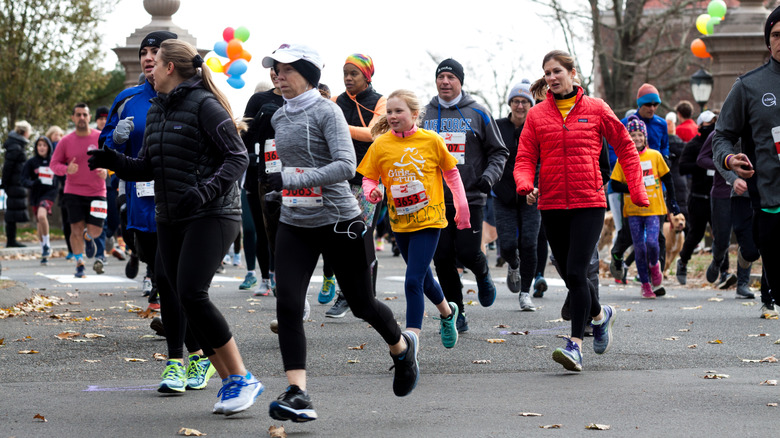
{"left": 436, "top": 58, "right": 464, "bottom": 85}
{"left": 290, "top": 59, "right": 321, "bottom": 88}
{"left": 766, "top": 5, "right": 780, "bottom": 48}
{"left": 95, "top": 106, "right": 109, "bottom": 119}
{"left": 139, "top": 31, "right": 178, "bottom": 57}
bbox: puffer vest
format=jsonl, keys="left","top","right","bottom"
{"left": 335, "top": 85, "right": 382, "bottom": 185}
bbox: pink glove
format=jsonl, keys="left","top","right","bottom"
{"left": 362, "top": 177, "right": 383, "bottom": 204}
{"left": 443, "top": 167, "right": 471, "bottom": 230}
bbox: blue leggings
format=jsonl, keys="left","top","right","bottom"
{"left": 628, "top": 215, "right": 660, "bottom": 284}
{"left": 394, "top": 228, "right": 445, "bottom": 330}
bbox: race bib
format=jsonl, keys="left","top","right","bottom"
{"left": 440, "top": 132, "right": 466, "bottom": 164}
{"left": 38, "top": 166, "right": 54, "bottom": 185}
{"left": 282, "top": 167, "right": 322, "bottom": 207}
{"left": 772, "top": 126, "right": 780, "bottom": 161}
{"left": 640, "top": 160, "right": 655, "bottom": 187}
{"left": 136, "top": 181, "right": 154, "bottom": 197}
{"left": 390, "top": 180, "right": 429, "bottom": 215}
{"left": 264, "top": 139, "right": 282, "bottom": 173}
{"left": 90, "top": 200, "right": 108, "bottom": 219}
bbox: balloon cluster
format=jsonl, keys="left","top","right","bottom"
{"left": 206, "top": 26, "right": 252, "bottom": 89}
{"left": 691, "top": 0, "right": 728, "bottom": 58}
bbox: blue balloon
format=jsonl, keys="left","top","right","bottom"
{"left": 226, "top": 76, "right": 245, "bottom": 89}
{"left": 214, "top": 41, "right": 228, "bottom": 58}
{"left": 227, "top": 59, "right": 248, "bottom": 76}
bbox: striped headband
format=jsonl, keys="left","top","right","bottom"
{"left": 345, "top": 53, "right": 374, "bottom": 83}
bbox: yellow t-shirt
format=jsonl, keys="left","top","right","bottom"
{"left": 611, "top": 147, "right": 669, "bottom": 217}
{"left": 357, "top": 128, "right": 458, "bottom": 233}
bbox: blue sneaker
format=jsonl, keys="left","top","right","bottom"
{"left": 552, "top": 339, "right": 583, "bottom": 372}
{"left": 269, "top": 385, "right": 318, "bottom": 422}
{"left": 318, "top": 275, "right": 336, "bottom": 304}
{"left": 186, "top": 354, "right": 216, "bottom": 390}
{"left": 220, "top": 372, "right": 264, "bottom": 416}
{"left": 591, "top": 305, "right": 616, "bottom": 355}
{"left": 75, "top": 262, "right": 86, "bottom": 278}
{"left": 239, "top": 272, "right": 258, "bottom": 290}
{"left": 158, "top": 360, "right": 186, "bottom": 393}
{"left": 42, "top": 244, "right": 51, "bottom": 258}
{"left": 436, "top": 302, "right": 459, "bottom": 349}
{"left": 456, "top": 312, "right": 469, "bottom": 333}
{"left": 390, "top": 331, "right": 419, "bottom": 397}
{"left": 533, "top": 275, "right": 548, "bottom": 298}
{"left": 65, "top": 252, "right": 74, "bottom": 261}
{"left": 83, "top": 232, "right": 96, "bottom": 258}
{"left": 476, "top": 271, "right": 497, "bottom": 307}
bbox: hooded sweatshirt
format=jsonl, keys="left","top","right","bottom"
{"left": 22, "top": 136, "right": 59, "bottom": 203}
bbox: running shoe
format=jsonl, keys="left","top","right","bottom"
{"left": 158, "top": 360, "right": 186, "bottom": 393}
{"left": 216, "top": 263, "right": 226, "bottom": 274}
{"left": 325, "top": 292, "right": 350, "bottom": 318}
{"left": 506, "top": 266, "right": 521, "bottom": 293}
{"left": 591, "top": 305, "right": 616, "bottom": 355}
{"left": 519, "top": 292, "right": 536, "bottom": 311}
{"left": 186, "top": 354, "right": 216, "bottom": 390}
{"left": 761, "top": 303, "right": 779, "bottom": 319}
{"left": 40, "top": 257, "right": 48, "bottom": 266}
{"left": 718, "top": 273, "right": 737, "bottom": 290}
{"left": 75, "top": 261, "right": 86, "bottom": 278}
{"left": 269, "top": 272, "right": 276, "bottom": 294}
{"left": 41, "top": 244, "right": 51, "bottom": 258}
{"left": 436, "top": 302, "right": 459, "bottom": 349}
{"left": 239, "top": 272, "right": 258, "bottom": 290}
{"left": 476, "top": 271, "right": 497, "bottom": 307}
{"left": 456, "top": 312, "right": 469, "bottom": 333}
{"left": 641, "top": 283, "right": 656, "bottom": 299}
{"left": 219, "top": 372, "right": 264, "bottom": 416}
{"left": 150, "top": 316, "right": 165, "bottom": 337}
{"left": 676, "top": 259, "right": 687, "bottom": 285}
{"left": 389, "top": 331, "right": 419, "bottom": 397}
{"left": 552, "top": 339, "right": 583, "bottom": 372}
{"left": 705, "top": 260, "right": 720, "bottom": 283}
{"left": 232, "top": 253, "right": 241, "bottom": 266}
{"left": 254, "top": 279, "right": 272, "bottom": 297}
{"left": 126, "top": 254, "right": 139, "bottom": 279}
{"left": 609, "top": 254, "right": 624, "bottom": 280}
{"left": 736, "top": 284, "right": 755, "bottom": 299}
{"left": 318, "top": 275, "right": 337, "bottom": 304}
{"left": 375, "top": 238, "right": 385, "bottom": 251}
{"left": 532, "top": 274, "right": 547, "bottom": 298}
{"left": 142, "top": 277, "right": 153, "bottom": 297}
{"left": 147, "top": 300, "right": 160, "bottom": 311}
{"left": 83, "top": 231, "right": 96, "bottom": 258}
{"left": 65, "top": 252, "right": 74, "bottom": 261}
{"left": 111, "top": 247, "right": 126, "bottom": 261}
{"left": 93, "top": 257, "right": 104, "bottom": 275}
{"left": 213, "top": 378, "right": 228, "bottom": 414}
{"left": 269, "top": 385, "right": 318, "bottom": 422}
{"left": 649, "top": 262, "right": 663, "bottom": 287}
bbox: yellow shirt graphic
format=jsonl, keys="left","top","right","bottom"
{"left": 611, "top": 148, "right": 669, "bottom": 217}
{"left": 357, "top": 128, "right": 458, "bottom": 233}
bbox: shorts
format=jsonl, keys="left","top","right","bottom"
{"left": 35, "top": 199, "right": 54, "bottom": 216}
{"left": 63, "top": 194, "right": 107, "bottom": 227}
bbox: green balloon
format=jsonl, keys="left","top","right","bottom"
{"left": 707, "top": 0, "right": 727, "bottom": 19}
{"left": 234, "top": 26, "right": 250, "bottom": 42}
{"left": 706, "top": 16, "right": 721, "bottom": 35}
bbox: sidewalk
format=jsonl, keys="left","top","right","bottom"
{"left": 0, "top": 239, "right": 69, "bottom": 308}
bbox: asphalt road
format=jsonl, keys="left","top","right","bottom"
{"left": 1, "top": 242, "right": 778, "bottom": 437}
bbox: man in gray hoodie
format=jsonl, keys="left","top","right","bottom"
{"left": 713, "top": 4, "right": 780, "bottom": 312}
{"left": 421, "top": 58, "right": 508, "bottom": 332}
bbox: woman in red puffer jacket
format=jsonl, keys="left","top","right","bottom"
{"left": 514, "top": 50, "right": 648, "bottom": 373}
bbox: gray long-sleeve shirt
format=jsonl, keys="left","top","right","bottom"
{"left": 271, "top": 97, "right": 361, "bottom": 228}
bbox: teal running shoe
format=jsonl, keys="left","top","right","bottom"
{"left": 435, "top": 302, "right": 459, "bottom": 349}
{"left": 158, "top": 360, "right": 186, "bottom": 393}
{"left": 318, "top": 275, "right": 336, "bottom": 304}
{"left": 186, "top": 354, "right": 216, "bottom": 390}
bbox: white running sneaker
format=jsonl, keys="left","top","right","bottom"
{"left": 220, "top": 372, "right": 264, "bottom": 416}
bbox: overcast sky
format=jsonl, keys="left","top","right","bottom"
{"left": 97, "top": 0, "right": 574, "bottom": 116}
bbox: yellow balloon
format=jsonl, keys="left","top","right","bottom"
{"left": 206, "top": 57, "right": 223, "bottom": 73}
{"left": 696, "top": 13, "right": 711, "bottom": 35}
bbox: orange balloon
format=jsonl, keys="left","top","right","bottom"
{"left": 240, "top": 50, "right": 252, "bottom": 62}
{"left": 691, "top": 38, "right": 711, "bottom": 58}
{"left": 227, "top": 39, "right": 243, "bottom": 60}
{"left": 222, "top": 60, "right": 233, "bottom": 75}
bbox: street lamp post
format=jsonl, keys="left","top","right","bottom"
{"left": 690, "top": 68, "right": 714, "bottom": 113}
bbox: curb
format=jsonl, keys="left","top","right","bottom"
{"left": 0, "top": 281, "right": 34, "bottom": 309}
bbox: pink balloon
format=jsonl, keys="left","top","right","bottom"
{"left": 223, "top": 27, "right": 234, "bottom": 42}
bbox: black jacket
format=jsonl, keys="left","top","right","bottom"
{"left": 2, "top": 131, "right": 30, "bottom": 222}
{"left": 335, "top": 85, "right": 383, "bottom": 186}
{"left": 116, "top": 78, "right": 248, "bottom": 224}
{"left": 21, "top": 136, "right": 58, "bottom": 205}
{"left": 241, "top": 89, "right": 284, "bottom": 194}
{"left": 680, "top": 124, "right": 715, "bottom": 198}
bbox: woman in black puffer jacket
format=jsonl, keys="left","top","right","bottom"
{"left": 2, "top": 121, "right": 31, "bottom": 247}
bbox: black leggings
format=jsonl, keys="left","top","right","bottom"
{"left": 433, "top": 204, "right": 489, "bottom": 316}
{"left": 157, "top": 217, "right": 239, "bottom": 352}
{"left": 679, "top": 196, "right": 711, "bottom": 263}
{"left": 243, "top": 189, "right": 271, "bottom": 277}
{"left": 155, "top": 247, "right": 203, "bottom": 357}
{"left": 275, "top": 218, "right": 401, "bottom": 371}
{"left": 541, "top": 208, "right": 604, "bottom": 339}
{"left": 754, "top": 209, "right": 780, "bottom": 303}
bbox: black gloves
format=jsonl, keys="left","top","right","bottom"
{"left": 179, "top": 188, "right": 204, "bottom": 215}
{"left": 87, "top": 146, "right": 120, "bottom": 171}
{"left": 476, "top": 176, "right": 492, "bottom": 194}
{"left": 266, "top": 172, "right": 283, "bottom": 192}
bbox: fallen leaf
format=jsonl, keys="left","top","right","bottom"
{"left": 703, "top": 373, "right": 729, "bottom": 379}
{"left": 139, "top": 334, "right": 157, "bottom": 339}
{"left": 466, "top": 300, "right": 477, "bottom": 306}
{"left": 98, "top": 293, "right": 113, "bottom": 296}
{"left": 472, "top": 359, "right": 491, "bottom": 364}
{"left": 84, "top": 359, "right": 101, "bottom": 363}
{"left": 774, "top": 339, "right": 780, "bottom": 344}
{"left": 18, "top": 350, "right": 39, "bottom": 354}
{"left": 34, "top": 413, "right": 47, "bottom": 422}
{"left": 519, "top": 412, "right": 542, "bottom": 417}
{"left": 84, "top": 333, "right": 105, "bottom": 339}
{"left": 760, "top": 380, "right": 778, "bottom": 386}
{"left": 741, "top": 358, "right": 761, "bottom": 363}
{"left": 466, "top": 289, "right": 476, "bottom": 295}
{"left": 761, "top": 355, "right": 778, "bottom": 363}
{"left": 585, "top": 423, "right": 611, "bottom": 430}
{"left": 494, "top": 324, "right": 510, "bottom": 328}
{"left": 55, "top": 331, "right": 81, "bottom": 340}
{"left": 66, "top": 292, "right": 78, "bottom": 297}
{"left": 348, "top": 343, "right": 366, "bottom": 350}
{"left": 708, "top": 339, "right": 723, "bottom": 344}
{"left": 178, "top": 427, "right": 206, "bottom": 436}
{"left": 540, "top": 424, "right": 561, "bottom": 429}
{"left": 748, "top": 333, "right": 770, "bottom": 337}
{"left": 681, "top": 305, "right": 703, "bottom": 310}
{"left": 153, "top": 353, "right": 167, "bottom": 361}
{"left": 486, "top": 339, "right": 506, "bottom": 343}
{"left": 664, "top": 337, "right": 679, "bottom": 341}
{"left": 707, "top": 297, "right": 724, "bottom": 302}
{"left": 678, "top": 329, "right": 690, "bottom": 332}
{"left": 546, "top": 318, "right": 565, "bottom": 323}
{"left": 138, "top": 307, "right": 156, "bottom": 319}
{"left": 124, "top": 357, "right": 147, "bottom": 362}
{"left": 688, "top": 344, "right": 697, "bottom": 349}
{"left": 383, "top": 296, "right": 398, "bottom": 301}
{"left": 742, "top": 301, "right": 757, "bottom": 306}
{"left": 346, "top": 359, "right": 360, "bottom": 364}
{"left": 534, "top": 345, "right": 547, "bottom": 349}
{"left": 269, "top": 425, "right": 287, "bottom": 437}
{"left": 0, "top": 338, "right": 4, "bottom": 346}
{"left": 768, "top": 403, "right": 779, "bottom": 407}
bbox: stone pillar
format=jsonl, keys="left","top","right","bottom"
{"left": 702, "top": 0, "right": 771, "bottom": 110}
{"left": 112, "top": 0, "right": 208, "bottom": 89}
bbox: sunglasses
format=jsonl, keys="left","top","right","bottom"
{"left": 643, "top": 102, "right": 660, "bottom": 108}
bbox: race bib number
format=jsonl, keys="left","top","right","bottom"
{"left": 282, "top": 167, "right": 322, "bottom": 207}
{"left": 136, "top": 181, "right": 154, "bottom": 197}
{"left": 640, "top": 160, "right": 655, "bottom": 187}
{"left": 38, "top": 166, "right": 54, "bottom": 185}
{"left": 264, "top": 139, "right": 282, "bottom": 173}
{"left": 90, "top": 200, "right": 108, "bottom": 219}
{"left": 440, "top": 132, "right": 466, "bottom": 164}
{"left": 390, "top": 180, "right": 428, "bottom": 215}
{"left": 772, "top": 126, "right": 780, "bottom": 161}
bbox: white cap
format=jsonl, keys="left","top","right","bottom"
{"left": 696, "top": 110, "right": 716, "bottom": 125}
{"left": 261, "top": 44, "right": 323, "bottom": 70}
{"left": 665, "top": 112, "right": 677, "bottom": 123}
